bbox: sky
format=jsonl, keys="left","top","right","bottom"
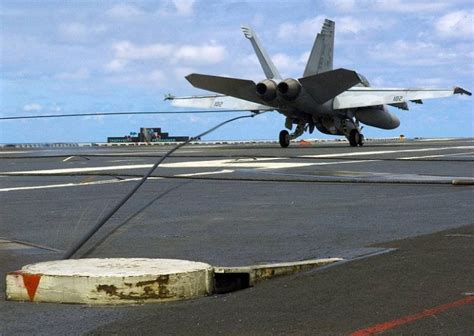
{"left": 1, "top": 0, "right": 473, "bottom": 143}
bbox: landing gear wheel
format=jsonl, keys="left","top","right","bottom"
{"left": 358, "top": 133, "right": 365, "bottom": 146}
{"left": 279, "top": 130, "right": 290, "bottom": 148}
{"left": 349, "top": 129, "right": 359, "bottom": 147}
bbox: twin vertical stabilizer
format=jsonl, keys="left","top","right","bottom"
{"left": 304, "top": 19, "right": 335, "bottom": 76}
{"left": 241, "top": 26, "right": 281, "bottom": 80}
{"left": 242, "top": 19, "right": 335, "bottom": 79}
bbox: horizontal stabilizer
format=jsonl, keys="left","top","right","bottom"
{"left": 185, "top": 73, "right": 265, "bottom": 105}
{"left": 334, "top": 87, "right": 464, "bottom": 110}
{"left": 299, "top": 68, "right": 361, "bottom": 104}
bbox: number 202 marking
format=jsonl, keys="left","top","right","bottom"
{"left": 393, "top": 96, "right": 403, "bottom": 102}
{"left": 214, "top": 101, "right": 223, "bottom": 107}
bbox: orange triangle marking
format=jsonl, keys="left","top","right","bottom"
{"left": 22, "top": 273, "right": 42, "bottom": 301}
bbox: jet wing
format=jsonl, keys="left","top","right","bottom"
{"left": 333, "top": 87, "right": 472, "bottom": 109}
{"left": 186, "top": 74, "right": 268, "bottom": 106}
{"left": 166, "top": 94, "right": 271, "bottom": 111}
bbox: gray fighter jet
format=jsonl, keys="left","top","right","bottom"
{"left": 168, "top": 19, "right": 471, "bottom": 147}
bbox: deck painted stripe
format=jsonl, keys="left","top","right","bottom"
{"left": 175, "top": 169, "right": 235, "bottom": 177}
{"left": 1, "top": 164, "right": 154, "bottom": 175}
{"left": 350, "top": 295, "right": 474, "bottom": 336}
{"left": 0, "top": 151, "right": 33, "bottom": 154}
{"left": 398, "top": 151, "right": 474, "bottom": 160}
{"left": 0, "top": 177, "right": 161, "bottom": 192}
{"left": 0, "top": 158, "right": 378, "bottom": 175}
{"left": 108, "top": 159, "right": 147, "bottom": 163}
{"left": 302, "top": 146, "right": 474, "bottom": 158}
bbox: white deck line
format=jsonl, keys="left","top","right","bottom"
{"left": 1, "top": 158, "right": 379, "bottom": 175}
{"left": 175, "top": 169, "right": 235, "bottom": 177}
{"left": 398, "top": 151, "right": 474, "bottom": 160}
{"left": 2, "top": 164, "right": 154, "bottom": 175}
{"left": 301, "top": 146, "right": 474, "bottom": 158}
{"left": 0, "top": 177, "right": 162, "bottom": 192}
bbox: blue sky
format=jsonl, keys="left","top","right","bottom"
{"left": 1, "top": 0, "right": 473, "bottom": 143}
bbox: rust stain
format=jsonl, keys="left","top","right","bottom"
{"left": 96, "top": 284, "right": 148, "bottom": 300}
{"left": 136, "top": 275, "right": 169, "bottom": 287}
{"left": 96, "top": 275, "right": 174, "bottom": 300}
{"left": 97, "top": 284, "right": 119, "bottom": 296}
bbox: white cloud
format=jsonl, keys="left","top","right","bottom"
{"left": 107, "top": 4, "right": 145, "bottom": 19}
{"left": 58, "top": 22, "right": 107, "bottom": 43}
{"left": 105, "top": 59, "right": 128, "bottom": 72}
{"left": 112, "top": 41, "right": 174, "bottom": 60}
{"left": 369, "top": 40, "right": 459, "bottom": 66}
{"left": 107, "top": 2, "right": 195, "bottom": 20}
{"left": 370, "top": 0, "right": 451, "bottom": 13}
{"left": 278, "top": 16, "right": 326, "bottom": 40}
{"left": 329, "top": 0, "right": 356, "bottom": 12}
{"left": 23, "top": 103, "right": 42, "bottom": 112}
{"left": 174, "top": 66, "right": 196, "bottom": 78}
{"left": 174, "top": 44, "right": 226, "bottom": 63}
{"left": 327, "top": 0, "right": 450, "bottom": 13}
{"left": 172, "top": 0, "right": 195, "bottom": 16}
{"left": 149, "top": 70, "right": 165, "bottom": 82}
{"left": 236, "top": 51, "right": 312, "bottom": 79}
{"left": 268, "top": 52, "right": 313, "bottom": 77}
{"left": 272, "top": 53, "right": 303, "bottom": 76}
{"left": 369, "top": 76, "right": 390, "bottom": 87}
{"left": 159, "top": 0, "right": 196, "bottom": 16}
{"left": 56, "top": 68, "right": 90, "bottom": 80}
{"left": 337, "top": 17, "right": 390, "bottom": 34}
{"left": 337, "top": 17, "right": 364, "bottom": 34}
{"left": 435, "top": 11, "right": 474, "bottom": 39}
{"left": 107, "top": 69, "right": 166, "bottom": 87}
{"left": 107, "top": 40, "right": 226, "bottom": 70}
{"left": 412, "top": 77, "right": 445, "bottom": 87}
{"left": 278, "top": 15, "right": 393, "bottom": 40}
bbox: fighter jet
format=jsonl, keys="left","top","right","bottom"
{"left": 167, "top": 19, "right": 471, "bottom": 147}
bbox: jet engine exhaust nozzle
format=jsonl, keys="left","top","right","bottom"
{"left": 277, "top": 78, "right": 301, "bottom": 100}
{"left": 256, "top": 80, "right": 277, "bottom": 101}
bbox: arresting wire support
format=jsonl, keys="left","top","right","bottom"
{"left": 62, "top": 113, "right": 263, "bottom": 259}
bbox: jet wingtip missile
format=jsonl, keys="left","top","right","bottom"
{"left": 163, "top": 93, "right": 175, "bottom": 101}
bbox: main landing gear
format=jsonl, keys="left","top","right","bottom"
{"left": 279, "top": 122, "right": 305, "bottom": 148}
{"left": 279, "top": 130, "right": 290, "bottom": 148}
{"left": 348, "top": 129, "right": 364, "bottom": 147}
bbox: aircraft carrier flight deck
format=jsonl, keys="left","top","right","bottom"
{"left": 1, "top": 138, "right": 473, "bottom": 335}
